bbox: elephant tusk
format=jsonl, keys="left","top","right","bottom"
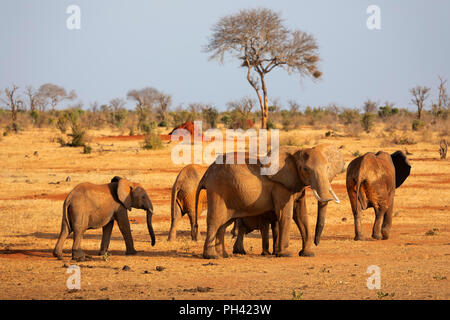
{"left": 329, "top": 187, "right": 340, "bottom": 204}
{"left": 312, "top": 189, "right": 322, "bottom": 201}
{"left": 312, "top": 189, "right": 333, "bottom": 203}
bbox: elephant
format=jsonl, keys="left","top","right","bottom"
{"left": 195, "top": 144, "right": 344, "bottom": 259}
{"left": 168, "top": 164, "right": 208, "bottom": 241}
{"left": 232, "top": 145, "right": 345, "bottom": 256}
{"left": 346, "top": 150, "right": 411, "bottom": 240}
{"left": 232, "top": 211, "right": 277, "bottom": 256}
{"left": 53, "top": 177, "right": 156, "bottom": 261}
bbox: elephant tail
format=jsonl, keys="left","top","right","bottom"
{"left": 355, "top": 173, "right": 368, "bottom": 211}
{"left": 171, "top": 182, "right": 181, "bottom": 220}
{"left": 194, "top": 171, "right": 209, "bottom": 240}
{"left": 62, "top": 195, "right": 72, "bottom": 234}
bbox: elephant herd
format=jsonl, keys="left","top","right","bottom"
{"left": 53, "top": 144, "right": 411, "bottom": 261}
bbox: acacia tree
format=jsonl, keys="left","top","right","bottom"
{"left": 38, "top": 83, "right": 76, "bottom": 111}
{"left": 410, "top": 86, "right": 430, "bottom": 120}
{"left": 25, "top": 86, "right": 43, "bottom": 113}
{"left": 1, "top": 85, "right": 22, "bottom": 121}
{"left": 205, "top": 8, "right": 322, "bottom": 128}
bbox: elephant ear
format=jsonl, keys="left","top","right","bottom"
{"left": 265, "top": 146, "right": 304, "bottom": 193}
{"left": 391, "top": 150, "right": 411, "bottom": 188}
{"left": 117, "top": 178, "right": 133, "bottom": 211}
{"left": 319, "top": 144, "right": 346, "bottom": 182}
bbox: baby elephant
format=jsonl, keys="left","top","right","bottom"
{"left": 346, "top": 150, "right": 411, "bottom": 241}
{"left": 232, "top": 212, "right": 278, "bottom": 256}
{"left": 53, "top": 177, "right": 156, "bottom": 261}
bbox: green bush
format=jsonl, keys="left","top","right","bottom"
{"left": 340, "top": 109, "right": 361, "bottom": 125}
{"left": 142, "top": 130, "right": 163, "bottom": 150}
{"left": 412, "top": 119, "right": 425, "bottom": 131}
{"left": 378, "top": 106, "right": 399, "bottom": 118}
{"left": 266, "top": 119, "right": 276, "bottom": 129}
{"left": 361, "top": 113, "right": 375, "bottom": 133}
{"left": 114, "top": 109, "right": 128, "bottom": 128}
{"left": 67, "top": 124, "right": 87, "bottom": 147}
{"left": 83, "top": 144, "right": 92, "bottom": 154}
{"left": 158, "top": 120, "right": 168, "bottom": 127}
{"left": 56, "top": 114, "right": 68, "bottom": 133}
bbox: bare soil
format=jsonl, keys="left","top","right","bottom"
{"left": 0, "top": 127, "right": 448, "bottom": 300}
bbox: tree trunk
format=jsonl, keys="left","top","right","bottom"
{"left": 261, "top": 75, "right": 269, "bottom": 129}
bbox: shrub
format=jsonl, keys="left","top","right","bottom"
{"left": 83, "top": 144, "right": 92, "bottom": 154}
{"left": 412, "top": 119, "right": 425, "bottom": 131}
{"left": 142, "top": 130, "right": 163, "bottom": 150}
{"left": 56, "top": 114, "right": 68, "bottom": 133}
{"left": 158, "top": 120, "right": 168, "bottom": 127}
{"left": 114, "top": 109, "right": 128, "bottom": 128}
{"left": 266, "top": 119, "right": 276, "bottom": 129}
{"left": 361, "top": 113, "right": 376, "bottom": 133}
{"left": 392, "top": 133, "right": 416, "bottom": 145}
{"left": 56, "top": 136, "right": 66, "bottom": 146}
{"left": 378, "top": 105, "right": 399, "bottom": 118}
{"left": 66, "top": 124, "right": 87, "bottom": 147}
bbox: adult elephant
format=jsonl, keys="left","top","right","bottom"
{"left": 53, "top": 177, "right": 156, "bottom": 261}
{"left": 196, "top": 144, "right": 344, "bottom": 259}
{"left": 168, "top": 164, "right": 208, "bottom": 241}
{"left": 346, "top": 150, "right": 411, "bottom": 240}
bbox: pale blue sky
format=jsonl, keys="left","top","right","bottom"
{"left": 0, "top": 0, "right": 449, "bottom": 111}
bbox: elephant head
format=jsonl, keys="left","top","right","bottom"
{"left": 115, "top": 177, "right": 156, "bottom": 246}
{"left": 267, "top": 144, "right": 345, "bottom": 245}
{"left": 391, "top": 151, "right": 411, "bottom": 188}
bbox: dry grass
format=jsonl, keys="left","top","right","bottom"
{"left": 0, "top": 125, "right": 449, "bottom": 300}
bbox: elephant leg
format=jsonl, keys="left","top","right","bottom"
{"left": 293, "top": 192, "right": 314, "bottom": 257}
{"left": 215, "top": 219, "right": 234, "bottom": 258}
{"left": 232, "top": 219, "right": 247, "bottom": 255}
{"left": 71, "top": 228, "right": 88, "bottom": 261}
{"left": 53, "top": 223, "right": 71, "bottom": 260}
{"left": 260, "top": 221, "right": 270, "bottom": 256}
{"left": 114, "top": 209, "right": 137, "bottom": 255}
{"left": 271, "top": 221, "right": 279, "bottom": 255}
{"left": 168, "top": 206, "right": 181, "bottom": 241}
{"left": 273, "top": 189, "right": 293, "bottom": 257}
{"left": 231, "top": 221, "right": 238, "bottom": 238}
{"left": 99, "top": 219, "right": 114, "bottom": 256}
{"left": 381, "top": 201, "right": 394, "bottom": 240}
{"left": 371, "top": 206, "right": 385, "bottom": 240}
{"left": 349, "top": 191, "right": 365, "bottom": 241}
{"left": 203, "top": 193, "right": 227, "bottom": 259}
{"left": 187, "top": 211, "right": 198, "bottom": 241}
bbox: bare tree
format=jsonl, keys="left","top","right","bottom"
{"left": 437, "top": 76, "right": 449, "bottom": 112}
{"left": 205, "top": 8, "right": 321, "bottom": 128}
{"left": 127, "top": 87, "right": 159, "bottom": 113}
{"left": 227, "top": 96, "right": 255, "bottom": 118}
{"left": 410, "top": 86, "right": 430, "bottom": 119}
{"left": 363, "top": 99, "right": 378, "bottom": 114}
{"left": 25, "top": 86, "right": 43, "bottom": 112}
{"left": 288, "top": 100, "right": 300, "bottom": 114}
{"left": 109, "top": 97, "right": 126, "bottom": 112}
{"left": 1, "top": 85, "right": 23, "bottom": 121}
{"left": 155, "top": 91, "right": 172, "bottom": 122}
{"left": 38, "top": 83, "right": 77, "bottom": 111}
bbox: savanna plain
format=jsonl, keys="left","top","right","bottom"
{"left": 0, "top": 125, "right": 449, "bottom": 300}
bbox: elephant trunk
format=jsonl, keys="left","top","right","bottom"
{"left": 314, "top": 201, "right": 327, "bottom": 246}
{"left": 146, "top": 209, "right": 156, "bottom": 246}
{"left": 311, "top": 176, "right": 339, "bottom": 246}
